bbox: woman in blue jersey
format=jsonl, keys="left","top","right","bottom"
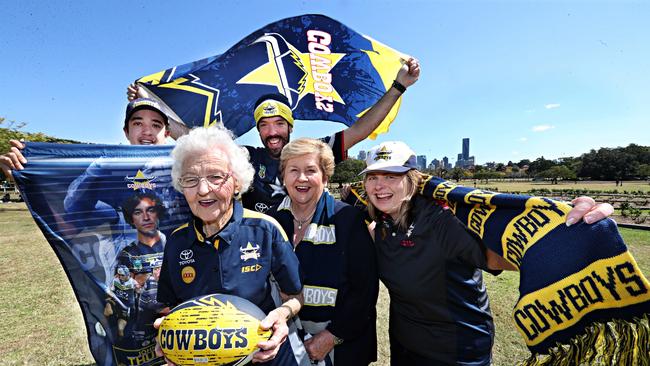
{"left": 268, "top": 138, "right": 378, "bottom": 366}
{"left": 156, "top": 126, "right": 307, "bottom": 365}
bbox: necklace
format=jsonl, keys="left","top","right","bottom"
{"left": 291, "top": 205, "right": 316, "bottom": 230}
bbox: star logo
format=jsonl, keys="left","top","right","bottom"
{"left": 375, "top": 146, "right": 392, "bottom": 161}
{"left": 125, "top": 170, "right": 157, "bottom": 190}
{"left": 237, "top": 33, "right": 346, "bottom": 110}
{"left": 270, "top": 177, "right": 285, "bottom": 197}
{"left": 262, "top": 103, "right": 277, "bottom": 114}
{"left": 158, "top": 74, "right": 223, "bottom": 128}
{"left": 240, "top": 242, "right": 261, "bottom": 261}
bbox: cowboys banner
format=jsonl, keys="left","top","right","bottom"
{"left": 13, "top": 143, "right": 188, "bottom": 366}
{"left": 135, "top": 14, "right": 407, "bottom": 138}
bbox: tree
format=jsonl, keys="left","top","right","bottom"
{"left": 473, "top": 170, "right": 503, "bottom": 183}
{"left": 516, "top": 159, "right": 531, "bottom": 168}
{"left": 637, "top": 164, "right": 650, "bottom": 180}
{"left": 330, "top": 158, "right": 366, "bottom": 184}
{"left": 450, "top": 167, "right": 470, "bottom": 182}
{"left": 579, "top": 147, "right": 638, "bottom": 180}
{"left": 473, "top": 165, "right": 487, "bottom": 173}
{"left": 536, "top": 165, "right": 576, "bottom": 184}
{"left": 527, "top": 156, "right": 556, "bottom": 176}
{"left": 1, "top": 118, "right": 81, "bottom": 180}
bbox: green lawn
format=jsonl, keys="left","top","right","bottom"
{"left": 0, "top": 203, "right": 648, "bottom": 365}
{"left": 0, "top": 203, "right": 93, "bottom": 365}
{"left": 469, "top": 179, "right": 650, "bottom": 194}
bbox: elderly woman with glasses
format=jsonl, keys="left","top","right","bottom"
{"left": 156, "top": 126, "right": 306, "bottom": 365}
{"left": 267, "top": 138, "right": 379, "bottom": 366}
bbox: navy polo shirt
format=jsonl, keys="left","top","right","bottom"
{"left": 157, "top": 200, "right": 302, "bottom": 313}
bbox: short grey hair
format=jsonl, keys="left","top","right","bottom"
{"left": 170, "top": 126, "right": 255, "bottom": 194}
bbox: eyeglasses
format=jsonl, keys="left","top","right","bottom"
{"left": 178, "top": 172, "right": 231, "bottom": 189}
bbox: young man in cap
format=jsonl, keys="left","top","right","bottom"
{"left": 0, "top": 98, "right": 171, "bottom": 179}
{"left": 122, "top": 98, "right": 171, "bottom": 146}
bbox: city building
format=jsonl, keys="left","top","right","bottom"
{"left": 456, "top": 138, "right": 475, "bottom": 169}
{"left": 357, "top": 150, "right": 367, "bottom": 161}
{"left": 462, "top": 138, "right": 470, "bottom": 161}
{"left": 416, "top": 155, "right": 427, "bottom": 171}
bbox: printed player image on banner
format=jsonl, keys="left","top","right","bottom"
{"left": 134, "top": 14, "right": 407, "bottom": 139}
{"left": 13, "top": 142, "right": 188, "bottom": 366}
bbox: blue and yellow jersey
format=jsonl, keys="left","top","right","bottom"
{"left": 157, "top": 200, "right": 302, "bottom": 313}
{"left": 118, "top": 238, "right": 165, "bottom": 274}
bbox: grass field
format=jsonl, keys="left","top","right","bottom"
{"left": 468, "top": 179, "right": 650, "bottom": 194}
{"left": 1, "top": 202, "right": 649, "bottom": 365}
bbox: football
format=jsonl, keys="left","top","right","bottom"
{"left": 158, "top": 293, "right": 272, "bottom": 366}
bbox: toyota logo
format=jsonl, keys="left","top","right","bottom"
{"left": 179, "top": 249, "right": 194, "bottom": 261}
{"left": 255, "top": 203, "right": 269, "bottom": 213}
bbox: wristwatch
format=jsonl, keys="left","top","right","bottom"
{"left": 332, "top": 334, "right": 344, "bottom": 346}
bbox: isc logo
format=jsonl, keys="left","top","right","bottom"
{"left": 241, "top": 264, "right": 262, "bottom": 273}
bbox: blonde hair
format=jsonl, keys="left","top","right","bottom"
{"left": 171, "top": 126, "right": 255, "bottom": 194}
{"left": 365, "top": 169, "right": 423, "bottom": 231}
{"left": 280, "top": 138, "right": 335, "bottom": 179}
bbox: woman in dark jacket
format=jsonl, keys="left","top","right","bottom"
{"left": 268, "top": 138, "right": 379, "bottom": 366}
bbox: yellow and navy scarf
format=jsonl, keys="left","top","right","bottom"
{"left": 350, "top": 175, "right": 649, "bottom": 364}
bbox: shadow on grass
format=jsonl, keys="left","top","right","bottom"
{"left": 0, "top": 207, "right": 28, "bottom": 212}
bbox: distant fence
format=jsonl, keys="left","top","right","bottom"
{"left": 618, "top": 223, "right": 650, "bottom": 231}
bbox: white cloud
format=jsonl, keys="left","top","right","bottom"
{"left": 519, "top": 137, "right": 528, "bottom": 142}
{"left": 532, "top": 124, "right": 555, "bottom": 132}
{"left": 545, "top": 103, "right": 561, "bottom": 109}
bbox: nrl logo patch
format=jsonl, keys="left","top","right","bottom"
{"left": 125, "top": 170, "right": 157, "bottom": 190}
{"left": 258, "top": 164, "right": 266, "bottom": 179}
{"left": 240, "top": 242, "right": 261, "bottom": 261}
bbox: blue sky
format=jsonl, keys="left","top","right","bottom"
{"left": 1, "top": 0, "right": 648, "bottom": 165}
